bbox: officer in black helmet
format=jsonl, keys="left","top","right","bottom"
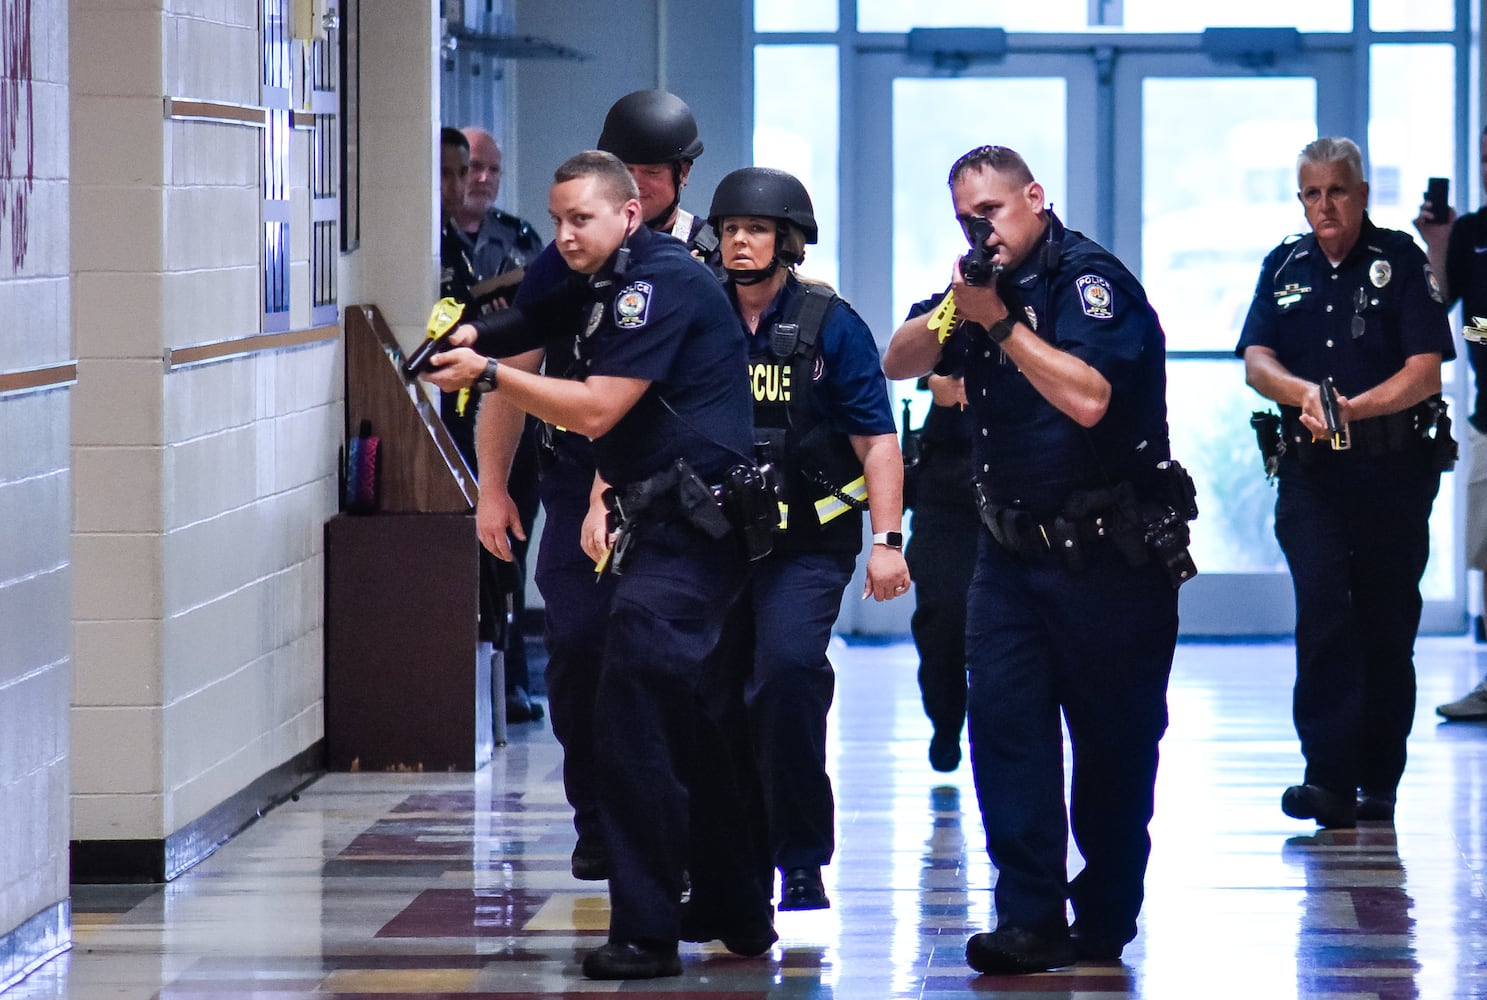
{"left": 705, "top": 166, "right": 909, "bottom": 914}
{"left": 432, "top": 92, "right": 725, "bottom": 889}
{"left": 597, "top": 89, "right": 716, "bottom": 253}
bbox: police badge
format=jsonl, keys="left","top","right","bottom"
{"left": 614, "top": 281, "right": 653, "bottom": 329}
{"left": 1425, "top": 265, "right": 1445, "bottom": 304}
{"left": 1076, "top": 274, "right": 1114, "bottom": 319}
{"left": 1368, "top": 259, "right": 1392, "bottom": 288}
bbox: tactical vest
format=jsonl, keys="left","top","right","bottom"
{"left": 750, "top": 282, "right": 869, "bottom": 553}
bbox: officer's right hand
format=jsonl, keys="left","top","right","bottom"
{"left": 1412, "top": 199, "right": 1456, "bottom": 246}
{"left": 446, "top": 323, "right": 478, "bottom": 348}
{"left": 580, "top": 496, "right": 610, "bottom": 565}
{"left": 476, "top": 486, "right": 525, "bottom": 562}
{"left": 949, "top": 258, "right": 1009, "bottom": 330}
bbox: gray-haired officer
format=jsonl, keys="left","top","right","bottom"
{"left": 884, "top": 144, "right": 1188, "bottom": 975}
{"left": 458, "top": 127, "right": 545, "bottom": 285}
{"left": 1238, "top": 136, "right": 1455, "bottom": 829}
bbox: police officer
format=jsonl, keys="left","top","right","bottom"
{"left": 436, "top": 127, "right": 480, "bottom": 467}
{"left": 423, "top": 150, "right": 772, "bottom": 980}
{"left": 706, "top": 167, "right": 908, "bottom": 912}
{"left": 460, "top": 91, "right": 719, "bottom": 884}
{"left": 1238, "top": 137, "right": 1455, "bottom": 826}
{"left": 883, "top": 145, "right": 1186, "bottom": 974}
{"left": 458, "top": 127, "right": 545, "bottom": 285}
{"left": 903, "top": 374, "right": 979, "bottom": 772}
{"left": 1414, "top": 126, "right": 1487, "bottom": 721}
{"left": 456, "top": 125, "right": 547, "bottom": 725}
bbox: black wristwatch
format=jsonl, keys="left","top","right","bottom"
{"left": 473, "top": 358, "right": 499, "bottom": 394}
{"left": 872, "top": 530, "right": 903, "bottom": 549}
{"left": 987, "top": 317, "right": 1015, "bottom": 344}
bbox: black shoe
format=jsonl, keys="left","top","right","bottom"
{"left": 1281, "top": 784, "right": 1357, "bottom": 829}
{"left": 965, "top": 925, "right": 1076, "bottom": 975}
{"left": 680, "top": 902, "right": 778, "bottom": 956}
{"left": 779, "top": 866, "right": 830, "bottom": 911}
{"left": 929, "top": 732, "right": 961, "bottom": 772}
{"left": 1069, "top": 924, "right": 1124, "bottom": 961}
{"left": 505, "top": 686, "right": 544, "bottom": 723}
{"left": 581, "top": 940, "right": 682, "bottom": 980}
{"left": 1356, "top": 794, "right": 1396, "bottom": 822}
{"left": 570, "top": 840, "right": 610, "bottom": 881}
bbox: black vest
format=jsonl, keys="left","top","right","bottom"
{"left": 750, "top": 283, "right": 868, "bottom": 553}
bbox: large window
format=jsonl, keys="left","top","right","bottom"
{"left": 755, "top": 0, "right": 1475, "bottom": 634}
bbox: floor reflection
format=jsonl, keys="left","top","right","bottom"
{"left": 11, "top": 636, "right": 1487, "bottom": 998}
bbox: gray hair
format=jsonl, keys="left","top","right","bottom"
{"left": 1297, "top": 137, "right": 1364, "bottom": 186}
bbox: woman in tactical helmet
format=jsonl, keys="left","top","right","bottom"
{"left": 706, "top": 167, "right": 910, "bottom": 913}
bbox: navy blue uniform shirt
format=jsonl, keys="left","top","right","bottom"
{"left": 742, "top": 274, "right": 896, "bottom": 437}
{"left": 1236, "top": 214, "right": 1454, "bottom": 393}
{"left": 582, "top": 225, "right": 753, "bottom": 486}
{"left": 919, "top": 212, "right": 1172, "bottom": 515}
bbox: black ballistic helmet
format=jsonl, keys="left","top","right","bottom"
{"left": 596, "top": 90, "right": 705, "bottom": 164}
{"left": 708, "top": 167, "right": 819, "bottom": 244}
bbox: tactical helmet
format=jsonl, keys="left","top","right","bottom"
{"left": 707, "top": 167, "right": 819, "bottom": 244}
{"left": 596, "top": 90, "right": 705, "bottom": 164}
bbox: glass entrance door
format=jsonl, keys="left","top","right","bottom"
{"left": 843, "top": 44, "right": 1471, "bottom": 636}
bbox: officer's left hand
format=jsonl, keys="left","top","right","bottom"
{"left": 420, "top": 346, "right": 488, "bottom": 392}
{"left": 949, "top": 258, "right": 1010, "bottom": 330}
{"left": 1298, "top": 382, "right": 1353, "bottom": 441}
{"left": 863, "top": 546, "right": 911, "bottom": 602}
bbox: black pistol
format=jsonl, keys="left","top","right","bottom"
{"left": 1319, "top": 377, "right": 1350, "bottom": 451}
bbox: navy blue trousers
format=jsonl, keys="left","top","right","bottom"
{"left": 594, "top": 516, "right": 764, "bottom": 943}
{"left": 965, "top": 531, "right": 1177, "bottom": 945}
{"left": 1274, "top": 449, "right": 1440, "bottom": 798}
{"left": 906, "top": 502, "right": 979, "bottom": 742}
{"left": 534, "top": 458, "right": 614, "bottom": 850}
{"left": 703, "top": 548, "right": 857, "bottom": 884}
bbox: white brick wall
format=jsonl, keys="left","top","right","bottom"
{"left": 0, "top": 0, "right": 72, "bottom": 950}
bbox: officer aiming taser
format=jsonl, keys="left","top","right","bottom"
{"left": 1319, "top": 377, "right": 1350, "bottom": 451}
{"left": 403, "top": 297, "right": 466, "bottom": 378}
{"left": 960, "top": 217, "right": 1002, "bottom": 286}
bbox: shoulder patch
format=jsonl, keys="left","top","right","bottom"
{"left": 1425, "top": 265, "right": 1445, "bottom": 304}
{"left": 614, "top": 281, "right": 653, "bottom": 329}
{"left": 1076, "top": 274, "right": 1114, "bottom": 319}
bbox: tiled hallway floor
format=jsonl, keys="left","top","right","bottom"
{"left": 13, "top": 636, "right": 1487, "bottom": 998}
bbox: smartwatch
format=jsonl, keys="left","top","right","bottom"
{"left": 472, "top": 358, "right": 499, "bottom": 394}
{"left": 987, "top": 317, "right": 1015, "bottom": 344}
{"left": 872, "top": 530, "right": 903, "bottom": 549}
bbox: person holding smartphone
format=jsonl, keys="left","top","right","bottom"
{"left": 1415, "top": 126, "right": 1487, "bottom": 720}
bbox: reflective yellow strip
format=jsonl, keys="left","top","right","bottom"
{"left": 777, "top": 502, "right": 790, "bottom": 531}
{"left": 814, "top": 476, "right": 868, "bottom": 525}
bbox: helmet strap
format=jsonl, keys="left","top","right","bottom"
{"left": 725, "top": 258, "right": 780, "bottom": 286}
